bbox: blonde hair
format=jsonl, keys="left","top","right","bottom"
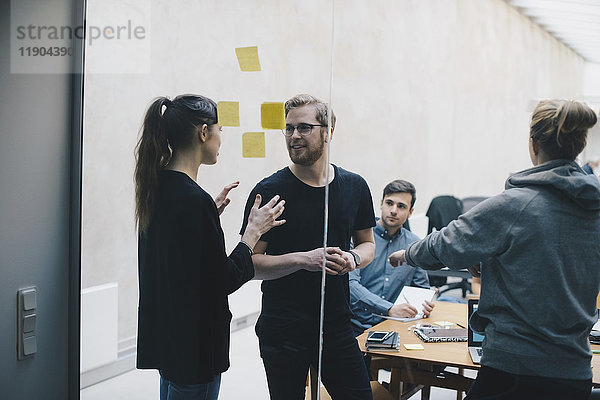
{"left": 530, "top": 99, "right": 597, "bottom": 160}
{"left": 285, "top": 94, "right": 336, "bottom": 131}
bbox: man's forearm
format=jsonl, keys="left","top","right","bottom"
{"left": 251, "top": 252, "right": 307, "bottom": 280}
{"left": 351, "top": 241, "right": 375, "bottom": 269}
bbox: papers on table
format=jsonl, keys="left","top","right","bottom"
{"left": 380, "top": 314, "right": 425, "bottom": 323}
{"left": 395, "top": 286, "right": 437, "bottom": 312}
{"left": 377, "top": 286, "right": 437, "bottom": 322}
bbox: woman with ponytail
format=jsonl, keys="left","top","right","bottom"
{"left": 389, "top": 99, "right": 600, "bottom": 399}
{"left": 134, "top": 94, "right": 285, "bottom": 400}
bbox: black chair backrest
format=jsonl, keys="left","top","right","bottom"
{"left": 426, "top": 195, "right": 463, "bottom": 234}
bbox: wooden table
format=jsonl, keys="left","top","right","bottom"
{"left": 357, "top": 301, "right": 600, "bottom": 399}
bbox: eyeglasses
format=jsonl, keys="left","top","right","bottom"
{"left": 282, "top": 124, "right": 327, "bottom": 137}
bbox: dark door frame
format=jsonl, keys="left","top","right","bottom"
{"left": 68, "top": 0, "right": 86, "bottom": 397}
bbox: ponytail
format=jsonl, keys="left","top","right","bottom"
{"left": 134, "top": 94, "right": 218, "bottom": 232}
{"left": 135, "top": 97, "right": 172, "bottom": 232}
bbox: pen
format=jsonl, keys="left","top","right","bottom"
{"left": 456, "top": 323, "right": 466, "bottom": 329}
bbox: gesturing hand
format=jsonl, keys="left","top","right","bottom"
{"left": 388, "top": 250, "right": 407, "bottom": 267}
{"left": 246, "top": 194, "right": 286, "bottom": 236}
{"left": 215, "top": 181, "right": 239, "bottom": 215}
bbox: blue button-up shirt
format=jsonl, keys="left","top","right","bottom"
{"left": 349, "top": 222, "right": 430, "bottom": 332}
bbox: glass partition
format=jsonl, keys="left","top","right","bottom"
{"left": 80, "top": 0, "right": 335, "bottom": 398}
{"left": 80, "top": 0, "right": 592, "bottom": 398}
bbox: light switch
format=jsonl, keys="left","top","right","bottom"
{"left": 23, "top": 314, "right": 36, "bottom": 333}
{"left": 17, "top": 287, "right": 37, "bottom": 360}
{"left": 23, "top": 335, "right": 37, "bottom": 356}
{"left": 22, "top": 288, "right": 36, "bottom": 310}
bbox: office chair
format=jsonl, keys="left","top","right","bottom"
{"left": 434, "top": 196, "right": 488, "bottom": 297}
{"left": 425, "top": 196, "right": 464, "bottom": 291}
{"left": 426, "top": 196, "right": 491, "bottom": 297}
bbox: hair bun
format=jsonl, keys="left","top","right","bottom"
{"left": 530, "top": 99, "right": 597, "bottom": 160}
{"left": 556, "top": 100, "right": 598, "bottom": 135}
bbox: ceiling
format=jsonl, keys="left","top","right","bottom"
{"left": 507, "top": 0, "right": 600, "bottom": 64}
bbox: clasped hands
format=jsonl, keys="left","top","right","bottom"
{"left": 305, "top": 247, "right": 357, "bottom": 276}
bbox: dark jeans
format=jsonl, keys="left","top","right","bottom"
{"left": 159, "top": 373, "right": 221, "bottom": 400}
{"left": 259, "top": 322, "right": 373, "bottom": 400}
{"left": 465, "top": 366, "right": 592, "bottom": 400}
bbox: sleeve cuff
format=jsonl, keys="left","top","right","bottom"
{"left": 375, "top": 300, "right": 395, "bottom": 315}
{"left": 239, "top": 241, "right": 254, "bottom": 256}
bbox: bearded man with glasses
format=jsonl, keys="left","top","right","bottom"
{"left": 240, "top": 94, "right": 376, "bottom": 400}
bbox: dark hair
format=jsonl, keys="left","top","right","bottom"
{"left": 285, "top": 94, "right": 336, "bottom": 131}
{"left": 134, "top": 94, "right": 218, "bottom": 231}
{"left": 382, "top": 180, "right": 416, "bottom": 208}
{"left": 530, "top": 99, "right": 597, "bottom": 161}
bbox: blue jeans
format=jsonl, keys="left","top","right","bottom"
{"left": 159, "top": 373, "right": 221, "bottom": 400}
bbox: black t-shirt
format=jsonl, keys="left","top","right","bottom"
{"left": 241, "top": 165, "right": 375, "bottom": 341}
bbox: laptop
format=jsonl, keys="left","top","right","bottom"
{"left": 468, "top": 298, "right": 485, "bottom": 364}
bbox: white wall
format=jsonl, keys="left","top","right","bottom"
{"left": 582, "top": 62, "right": 600, "bottom": 162}
{"left": 81, "top": 0, "right": 586, "bottom": 345}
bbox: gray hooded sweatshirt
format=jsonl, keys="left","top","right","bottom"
{"left": 406, "top": 159, "right": 600, "bottom": 379}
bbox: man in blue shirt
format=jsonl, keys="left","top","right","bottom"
{"left": 349, "top": 179, "right": 434, "bottom": 336}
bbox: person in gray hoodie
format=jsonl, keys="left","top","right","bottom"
{"left": 389, "top": 99, "right": 599, "bottom": 400}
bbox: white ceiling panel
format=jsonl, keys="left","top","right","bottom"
{"left": 507, "top": 0, "right": 600, "bottom": 63}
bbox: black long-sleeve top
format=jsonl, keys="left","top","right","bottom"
{"left": 136, "top": 170, "right": 254, "bottom": 384}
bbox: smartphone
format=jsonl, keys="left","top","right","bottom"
{"left": 367, "top": 331, "right": 390, "bottom": 342}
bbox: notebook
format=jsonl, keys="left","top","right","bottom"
{"left": 366, "top": 330, "right": 400, "bottom": 350}
{"left": 468, "top": 298, "right": 485, "bottom": 364}
{"left": 379, "top": 286, "right": 437, "bottom": 322}
{"left": 413, "top": 327, "right": 467, "bottom": 343}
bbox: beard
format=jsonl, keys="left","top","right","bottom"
{"left": 287, "top": 131, "right": 326, "bottom": 166}
{"left": 382, "top": 215, "right": 402, "bottom": 229}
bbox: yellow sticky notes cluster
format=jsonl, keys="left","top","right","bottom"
{"left": 242, "top": 132, "right": 265, "bottom": 158}
{"left": 235, "top": 46, "right": 261, "bottom": 72}
{"left": 217, "top": 101, "right": 240, "bottom": 127}
{"left": 404, "top": 344, "right": 425, "bottom": 350}
{"left": 261, "top": 102, "right": 285, "bottom": 130}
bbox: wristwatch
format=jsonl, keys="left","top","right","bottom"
{"left": 348, "top": 250, "right": 361, "bottom": 267}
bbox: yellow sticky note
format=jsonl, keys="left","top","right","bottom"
{"left": 217, "top": 101, "right": 240, "bottom": 127}
{"left": 235, "top": 46, "right": 261, "bottom": 71}
{"left": 242, "top": 132, "right": 265, "bottom": 158}
{"left": 434, "top": 321, "right": 454, "bottom": 327}
{"left": 404, "top": 344, "right": 425, "bottom": 350}
{"left": 261, "top": 102, "right": 285, "bottom": 130}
